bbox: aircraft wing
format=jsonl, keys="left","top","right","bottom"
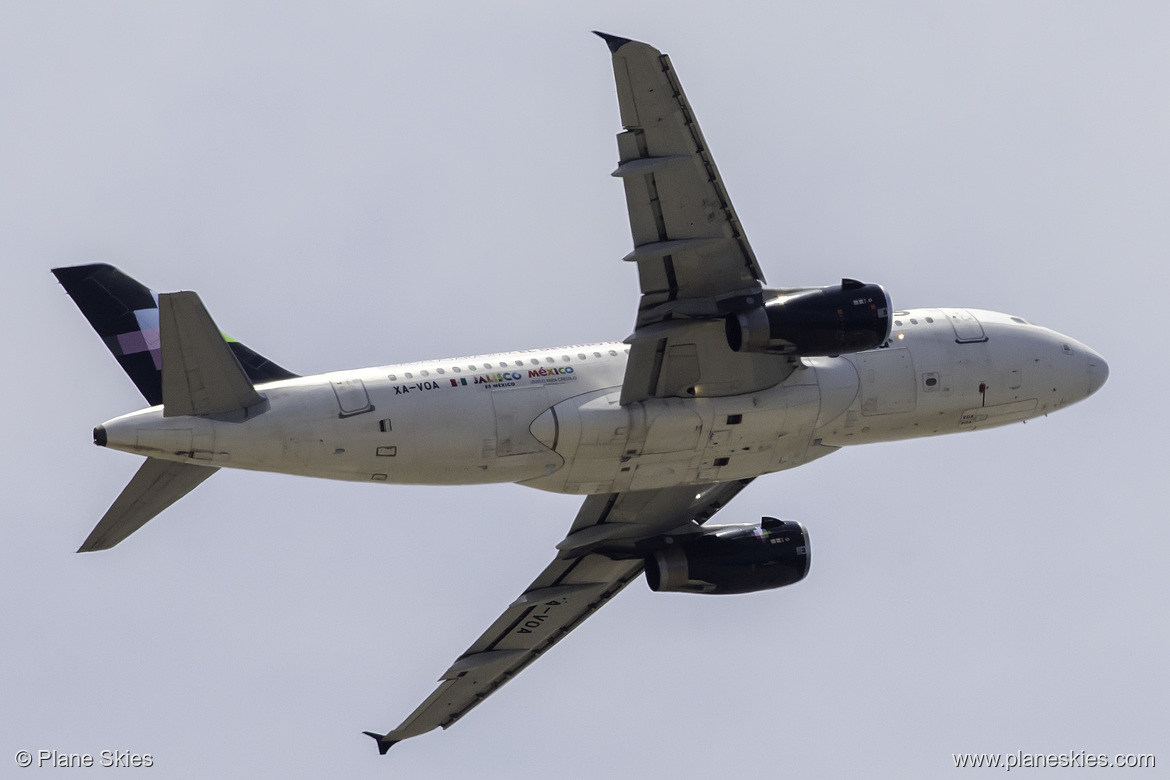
{"left": 364, "top": 479, "right": 752, "bottom": 753}
{"left": 596, "top": 33, "right": 790, "bottom": 404}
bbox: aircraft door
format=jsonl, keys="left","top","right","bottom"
{"left": 331, "top": 377, "right": 374, "bottom": 418}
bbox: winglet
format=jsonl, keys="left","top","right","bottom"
{"left": 592, "top": 31, "right": 633, "bottom": 53}
{"left": 362, "top": 731, "right": 397, "bottom": 755}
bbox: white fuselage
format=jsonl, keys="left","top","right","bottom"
{"left": 97, "top": 308, "right": 1108, "bottom": 494}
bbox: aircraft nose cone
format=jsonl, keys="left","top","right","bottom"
{"left": 1087, "top": 351, "right": 1109, "bottom": 396}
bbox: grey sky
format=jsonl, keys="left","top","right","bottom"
{"left": 3, "top": 2, "right": 1166, "bottom": 777}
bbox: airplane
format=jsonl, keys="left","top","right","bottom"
{"left": 53, "top": 33, "right": 1108, "bottom": 754}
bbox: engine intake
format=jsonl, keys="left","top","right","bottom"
{"left": 645, "top": 518, "right": 811, "bottom": 595}
{"left": 726, "top": 279, "right": 891, "bottom": 356}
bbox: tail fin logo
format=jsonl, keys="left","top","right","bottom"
{"left": 105, "top": 296, "right": 162, "bottom": 370}
{"left": 53, "top": 264, "right": 298, "bottom": 406}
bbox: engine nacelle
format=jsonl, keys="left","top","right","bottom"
{"left": 725, "top": 279, "right": 891, "bottom": 356}
{"left": 645, "top": 518, "right": 811, "bottom": 595}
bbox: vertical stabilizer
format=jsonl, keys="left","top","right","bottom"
{"left": 52, "top": 264, "right": 297, "bottom": 405}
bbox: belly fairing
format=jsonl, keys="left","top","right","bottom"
{"left": 522, "top": 373, "right": 825, "bottom": 495}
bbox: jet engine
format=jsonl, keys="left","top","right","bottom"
{"left": 645, "top": 518, "right": 810, "bottom": 595}
{"left": 725, "top": 279, "right": 891, "bottom": 356}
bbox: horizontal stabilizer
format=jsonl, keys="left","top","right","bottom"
{"left": 79, "top": 458, "right": 218, "bottom": 552}
{"left": 160, "top": 292, "right": 264, "bottom": 417}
